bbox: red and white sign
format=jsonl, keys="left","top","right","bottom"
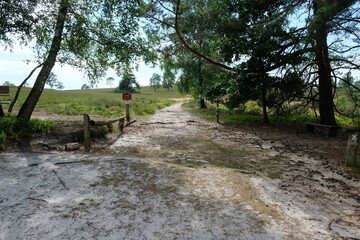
{"left": 122, "top": 93, "right": 132, "bottom": 101}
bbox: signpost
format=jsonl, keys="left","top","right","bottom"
{"left": 122, "top": 93, "right": 131, "bottom": 122}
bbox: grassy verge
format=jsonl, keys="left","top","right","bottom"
{"left": 183, "top": 100, "right": 360, "bottom": 126}
{"left": 0, "top": 115, "right": 58, "bottom": 150}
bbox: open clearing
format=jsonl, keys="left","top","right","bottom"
{"left": 1, "top": 103, "right": 359, "bottom": 239}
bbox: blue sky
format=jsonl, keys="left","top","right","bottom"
{"left": 0, "top": 45, "right": 160, "bottom": 90}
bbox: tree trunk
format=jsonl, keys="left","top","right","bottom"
{"left": 262, "top": 87, "right": 269, "bottom": 124}
{"left": 198, "top": 58, "right": 207, "bottom": 109}
{"left": 313, "top": 1, "right": 337, "bottom": 126}
{"left": 0, "top": 104, "right": 4, "bottom": 117}
{"left": 200, "top": 98, "right": 207, "bottom": 109}
{"left": 17, "top": 0, "right": 69, "bottom": 121}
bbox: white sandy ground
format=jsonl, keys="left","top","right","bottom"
{"left": 0, "top": 103, "right": 359, "bottom": 239}
{"left": 2, "top": 152, "right": 292, "bottom": 240}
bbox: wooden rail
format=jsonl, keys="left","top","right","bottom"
{"left": 305, "top": 122, "right": 340, "bottom": 137}
{"left": 83, "top": 114, "right": 126, "bottom": 152}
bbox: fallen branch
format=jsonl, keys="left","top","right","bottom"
{"left": 93, "top": 116, "right": 126, "bottom": 126}
{"left": 52, "top": 169, "right": 69, "bottom": 191}
{"left": 142, "top": 121, "right": 174, "bottom": 125}
{"left": 327, "top": 218, "right": 336, "bottom": 229}
{"left": 54, "top": 160, "right": 91, "bottom": 165}
{"left": 26, "top": 197, "right": 48, "bottom": 203}
{"left": 125, "top": 119, "right": 137, "bottom": 127}
{"left": 235, "top": 169, "right": 255, "bottom": 175}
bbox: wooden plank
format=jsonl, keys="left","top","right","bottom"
{"left": 305, "top": 122, "right": 340, "bottom": 137}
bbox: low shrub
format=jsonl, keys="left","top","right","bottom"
{"left": 0, "top": 132, "right": 6, "bottom": 151}
{"left": 0, "top": 116, "right": 58, "bottom": 150}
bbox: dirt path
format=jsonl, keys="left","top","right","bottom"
{"left": 0, "top": 103, "right": 359, "bottom": 239}
{"left": 110, "top": 103, "right": 360, "bottom": 239}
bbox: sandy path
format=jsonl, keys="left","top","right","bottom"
{"left": 111, "top": 103, "right": 360, "bottom": 240}
{"left": 1, "top": 103, "right": 359, "bottom": 239}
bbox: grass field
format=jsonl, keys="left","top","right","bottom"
{"left": 5, "top": 86, "right": 190, "bottom": 118}
{"left": 183, "top": 100, "right": 360, "bottom": 127}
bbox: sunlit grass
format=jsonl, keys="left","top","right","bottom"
{"left": 183, "top": 100, "right": 360, "bottom": 126}
{"left": 7, "top": 86, "right": 189, "bottom": 118}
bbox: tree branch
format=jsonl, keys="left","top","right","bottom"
{"left": 8, "top": 62, "right": 44, "bottom": 113}
{"left": 173, "top": 0, "right": 235, "bottom": 72}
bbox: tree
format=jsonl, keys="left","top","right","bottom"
{"left": 46, "top": 72, "right": 64, "bottom": 89}
{"left": 17, "top": 0, "right": 69, "bottom": 121}
{"left": 0, "top": 0, "right": 37, "bottom": 45}
{"left": 55, "top": 81, "right": 64, "bottom": 90}
{"left": 307, "top": 0, "right": 358, "bottom": 125}
{"left": 150, "top": 73, "right": 161, "bottom": 91}
{"left": 3, "top": 0, "right": 148, "bottom": 121}
{"left": 81, "top": 84, "right": 92, "bottom": 90}
{"left": 147, "top": 0, "right": 359, "bottom": 125}
{"left": 116, "top": 71, "right": 140, "bottom": 93}
{"left": 147, "top": 0, "right": 225, "bottom": 108}
{"left": 161, "top": 58, "right": 176, "bottom": 90}
{"left": 106, "top": 77, "right": 115, "bottom": 88}
{"left": 2, "top": 81, "right": 16, "bottom": 87}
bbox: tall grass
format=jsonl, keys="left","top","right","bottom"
{"left": 6, "top": 86, "right": 188, "bottom": 117}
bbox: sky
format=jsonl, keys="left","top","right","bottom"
{"left": 0, "top": 45, "right": 161, "bottom": 90}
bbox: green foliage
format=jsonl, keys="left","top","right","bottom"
{"left": 114, "top": 71, "right": 140, "bottom": 93}
{"left": 150, "top": 73, "right": 161, "bottom": 91}
{"left": 46, "top": 72, "right": 64, "bottom": 89}
{"left": 159, "top": 56, "right": 177, "bottom": 91}
{"left": 0, "top": 115, "right": 57, "bottom": 149}
{"left": 0, "top": 0, "right": 37, "bottom": 44}
{"left": 81, "top": 84, "right": 92, "bottom": 90}
{"left": 2, "top": 81, "right": 16, "bottom": 87}
{"left": 184, "top": 100, "right": 316, "bottom": 125}
{"left": 8, "top": 86, "right": 186, "bottom": 119}
{"left": 0, "top": 132, "right": 6, "bottom": 150}
{"left": 0, "top": 115, "right": 57, "bottom": 137}
{"left": 335, "top": 73, "right": 360, "bottom": 118}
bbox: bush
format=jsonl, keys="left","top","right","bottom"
{"left": 0, "top": 132, "right": 6, "bottom": 151}
{"left": 0, "top": 116, "right": 58, "bottom": 150}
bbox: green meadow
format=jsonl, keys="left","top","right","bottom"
{"left": 6, "top": 86, "right": 189, "bottom": 118}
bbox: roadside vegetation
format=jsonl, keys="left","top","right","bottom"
{"left": 0, "top": 115, "right": 57, "bottom": 150}
{"left": 0, "top": 86, "right": 187, "bottom": 150}
{"left": 6, "top": 86, "right": 185, "bottom": 116}
{"left": 183, "top": 98, "right": 360, "bottom": 127}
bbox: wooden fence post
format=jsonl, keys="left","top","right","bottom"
{"left": 346, "top": 131, "right": 360, "bottom": 167}
{"left": 118, "top": 117, "right": 125, "bottom": 134}
{"left": 125, "top": 102, "right": 130, "bottom": 122}
{"left": 83, "top": 114, "right": 91, "bottom": 152}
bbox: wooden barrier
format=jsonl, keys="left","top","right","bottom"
{"left": 83, "top": 114, "right": 126, "bottom": 152}
{"left": 305, "top": 122, "right": 340, "bottom": 137}
{"left": 83, "top": 114, "right": 91, "bottom": 152}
